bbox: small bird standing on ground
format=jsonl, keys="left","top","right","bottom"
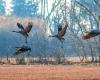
{"left": 12, "top": 22, "right": 33, "bottom": 43}
{"left": 15, "top": 46, "right": 31, "bottom": 55}
{"left": 82, "top": 29, "right": 100, "bottom": 40}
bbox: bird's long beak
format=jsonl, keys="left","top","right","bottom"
{"left": 12, "top": 31, "right": 19, "bottom": 33}
{"left": 12, "top": 31, "right": 16, "bottom": 32}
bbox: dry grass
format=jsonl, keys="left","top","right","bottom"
{"left": 0, "top": 65, "right": 100, "bottom": 80}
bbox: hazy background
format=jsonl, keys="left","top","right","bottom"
{"left": 0, "top": 0, "right": 100, "bottom": 59}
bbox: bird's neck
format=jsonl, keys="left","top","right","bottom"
{"left": 49, "top": 35, "right": 57, "bottom": 37}
{"left": 12, "top": 31, "right": 19, "bottom": 33}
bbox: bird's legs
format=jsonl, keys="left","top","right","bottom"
{"left": 60, "top": 40, "right": 64, "bottom": 48}
{"left": 25, "top": 37, "right": 28, "bottom": 44}
{"left": 27, "top": 51, "right": 31, "bottom": 57}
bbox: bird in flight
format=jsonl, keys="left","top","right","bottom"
{"left": 14, "top": 46, "right": 31, "bottom": 55}
{"left": 82, "top": 29, "right": 100, "bottom": 40}
{"left": 48, "top": 23, "right": 68, "bottom": 41}
{"left": 12, "top": 22, "right": 33, "bottom": 43}
{"left": 48, "top": 23, "right": 68, "bottom": 48}
{"left": 49, "top": 24, "right": 68, "bottom": 40}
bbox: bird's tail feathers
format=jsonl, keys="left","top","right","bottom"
{"left": 61, "top": 37, "right": 65, "bottom": 40}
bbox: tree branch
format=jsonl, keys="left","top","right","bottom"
{"left": 94, "top": 0, "right": 100, "bottom": 7}
{"left": 46, "top": 0, "right": 61, "bottom": 20}
{"left": 75, "top": 1, "right": 98, "bottom": 24}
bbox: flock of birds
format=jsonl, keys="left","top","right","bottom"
{"left": 49, "top": 23, "right": 100, "bottom": 43}
{"left": 12, "top": 21, "right": 100, "bottom": 55}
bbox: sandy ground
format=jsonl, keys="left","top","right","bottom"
{"left": 0, "top": 65, "right": 100, "bottom": 80}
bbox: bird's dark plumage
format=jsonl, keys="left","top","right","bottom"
{"left": 58, "top": 24, "right": 62, "bottom": 33}
{"left": 58, "top": 24, "right": 68, "bottom": 37}
{"left": 15, "top": 46, "right": 31, "bottom": 55}
{"left": 83, "top": 29, "right": 100, "bottom": 40}
{"left": 17, "top": 23, "right": 24, "bottom": 31}
{"left": 24, "top": 22, "right": 33, "bottom": 33}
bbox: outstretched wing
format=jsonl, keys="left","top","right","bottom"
{"left": 17, "top": 23, "right": 24, "bottom": 31}
{"left": 58, "top": 24, "right": 68, "bottom": 37}
{"left": 90, "top": 29, "right": 100, "bottom": 34}
{"left": 83, "top": 29, "right": 100, "bottom": 40}
{"left": 82, "top": 33, "right": 92, "bottom": 40}
{"left": 82, "top": 32, "right": 99, "bottom": 40}
{"left": 15, "top": 49, "right": 24, "bottom": 55}
{"left": 24, "top": 22, "right": 33, "bottom": 33}
{"left": 58, "top": 24, "right": 62, "bottom": 34}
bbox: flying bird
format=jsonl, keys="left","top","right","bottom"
{"left": 12, "top": 22, "right": 33, "bottom": 43}
{"left": 48, "top": 23, "right": 68, "bottom": 48}
{"left": 14, "top": 46, "right": 31, "bottom": 55}
{"left": 82, "top": 29, "right": 100, "bottom": 40}
{"left": 48, "top": 23, "right": 68, "bottom": 41}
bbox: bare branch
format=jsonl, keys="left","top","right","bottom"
{"left": 94, "top": 0, "right": 100, "bottom": 7}
{"left": 46, "top": 0, "right": 62, "bottom": 20}
{"left": 75, "top": 1, "right": 98, "bottom": 24}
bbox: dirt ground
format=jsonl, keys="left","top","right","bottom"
{"left": 0, "top": 65, "right": 100, "bottom": 80}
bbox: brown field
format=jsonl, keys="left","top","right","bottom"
{"left": 0, "top": 65, "right": 100, "bottom": 80}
